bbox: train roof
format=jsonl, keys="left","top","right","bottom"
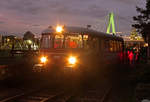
{"left": 42, "top": 26, "right": 123, "bottom": 41}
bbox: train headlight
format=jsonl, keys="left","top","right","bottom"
{"left": 68, "top": 56, "right": 76, "bottom": 65}
{"left": 40, "top": 56, "right": 47, "bottom": 63}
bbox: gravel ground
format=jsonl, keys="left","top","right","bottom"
{"left": 111, "top": 63, "right": 150, "bottom": 102}
{"left": 0, "top": 63, "right": 149, "bottom": 102}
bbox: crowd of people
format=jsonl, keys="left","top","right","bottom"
{"left": 120, "top": 46, "right": 148, "bottom": 64}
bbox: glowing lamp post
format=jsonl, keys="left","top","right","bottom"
{"left": 27, "top": 40, "right": 32, "bottom": 45}
{"left": 27, "top": 40, "right": 32, "bottom": 50}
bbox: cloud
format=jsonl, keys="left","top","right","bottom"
{"left": 32, "top": 24, "right": 40, "bottom": 27}
{"left": 113, "top": 0, "right": 136, "bottom": 4}
{"left": 0, "top": 0, "right": 146, "bottom": 35}
{"left": 0, "top": 21, "right": 5, "bottom": 24}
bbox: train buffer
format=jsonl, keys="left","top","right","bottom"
{"left": 10, "top": 50, "right": 39, "bottom": 56}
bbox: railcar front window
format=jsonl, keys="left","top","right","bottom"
{"left": 65, "top": 35, "right": 83, "bottom": 48}
{"left": 83, "top": 35, "right": 89, "bottom": 49}
{"left": 41, "top": 34, "right": 84, "bottom": 49}
{"left": 54, "top": 35, "right": 64, "bottom": 48}
{"left": 41, "top": 35, "right": 52, "bottom": 49}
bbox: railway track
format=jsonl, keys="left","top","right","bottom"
{"left": 0, "top": 86, "right": 112, "bottom": 102}
{"left": 0, "top": 87, "right": 73, "bottom": 102}
{"left": 71, "top": 87, "right": 112, "bottom": 102}
{"left": 135, "top": 83, "right": 150, "bottom": 101}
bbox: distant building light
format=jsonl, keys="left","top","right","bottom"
{"left": 144, "top": 43, "right": 148, "bottom": 47}
{"left": 7, "top": 38, "right": 10, "bottom": 42}
{"left": 27, "top": 40, "right": 32, "bottom": 44}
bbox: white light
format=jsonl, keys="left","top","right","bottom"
{"left": 40, "top": 57, "right": 47, "bottom": 63}
{"left": 68, "top": 56, "right": 76, "bottom": 65}
{"left": 56, "top": 26, "right": 63, "bottom": 33}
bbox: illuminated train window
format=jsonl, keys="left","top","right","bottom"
{"left": 109, "top": 40, "right": 113, "bottom": 52}
{"left": 65, "top": 35, "right": 83, "bottom": 48}
{"left": 54, "top": 35, "right": 64, "bottom": 48}
{"left": 41, "top": 35, "right": 52, "bottom": 49}
{"left": 41, "top": 34, "right": 88, "bottom": 49}
{"left": 109, "top": 40, "right": 119, "bottom": 52}
{"left": 83, "top": 35, "right": 88, "bottom": 39}
{"left": 83, "top": 35, "right": 89, "bottom": 49}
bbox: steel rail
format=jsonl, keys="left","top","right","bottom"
{"left": 100, "top": 87, "right": 112, "bottom": 102}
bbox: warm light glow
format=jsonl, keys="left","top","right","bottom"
{"left": 7, "top": 38, "right": 10, "bottom": 42}
{"left": 40, "top": 56, "right": 47, "bottom": 63}
{"left": 68, "top": 56, "right": 76, "bottom": 65}
{"left": 27, "top": 40, "right": 32, "bottom": 44}
{"left": 56, "top": 26, "right": 63, "bottom": 33}
{"left": 144, "top": 43, "right": 148, "bottom": 47}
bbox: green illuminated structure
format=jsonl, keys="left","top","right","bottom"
{"left": 107, "top": 12, "right": 116, "bottom": 34}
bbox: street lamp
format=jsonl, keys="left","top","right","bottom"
{"left": 27, "top": 40, "right": 32, "bottom": 45}
{"left": 27, "top": 40, "right": 32, "bottom": 50}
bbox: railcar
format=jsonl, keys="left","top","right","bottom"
{"left": 33, "top": 26, "right": 124, "bottom": 74}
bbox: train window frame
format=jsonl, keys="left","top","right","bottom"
{"left": 41, "top": 33, "right": 84, "bottom": 49}
{"left": 109, "top": 40, "right": 114, "bottom": 52}
{"left": 83, "top": 34, "right": 89, "bottom": 50}
{"left": 54, "top": 34, "right": 64, "bottom": 48}
{"left": 64, "top": 34, "right": 83, "bottom": 49}
{"left": 114, "top": 40, "right": 117, "bottom": 52}
{"left": 41, "top": 34, "right": 53, "bottom": 49}
{"left": 104, "top": 39, "right": 109, "bottom": 52}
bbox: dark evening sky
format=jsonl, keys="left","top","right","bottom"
{"left": 0, "top": 0, "right": 145, "bottom": 36}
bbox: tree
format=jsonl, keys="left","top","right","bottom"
{"left": 23, "top": 31, "right": 35, "bottom": 50}
{"left": 130, "top": 28, "right": 138, "bottom": 40}
{"left": 132, "top": 0, "right": 150, "bottom": 57}
{"left": 23, "top": 31, "right": 35, "bottom": 41}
